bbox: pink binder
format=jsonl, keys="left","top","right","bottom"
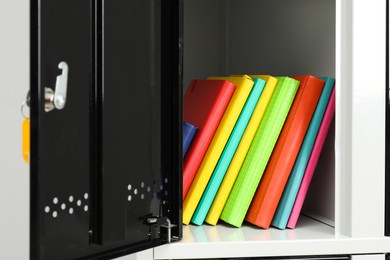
{"left": 287, "top": 87, "right": 335, "bottom": 229}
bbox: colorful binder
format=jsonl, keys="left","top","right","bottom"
{"left": 191, "top": 77, "right": 266, "bottom": 225}
{"left": 272, "top": 77, "right": 335, "bottom": 229}
{"left": 287, "top": 87, "right": 335, "bottom": 229}
{"left": 183, "top": 75, "right": 254, "bottom": 225}
{"left": 183, "top": 80, "right": 236, "bottom": 198}
{"left": 183, "top": 121, "right": 198, "bottom": 157}
{"left": 220, "top": 77, "right": 299, "bottom": 227}
{"left": 205, "top": 75, "right": 278, "bottom": 225}
{"left": 245, "top": 75, "right": 324, "bottom": 229}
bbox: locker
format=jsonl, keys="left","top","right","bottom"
{"left": 29, "top": 0, "right": 182, "bottom": 259}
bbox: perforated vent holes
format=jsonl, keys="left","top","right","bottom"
{"left": 127, "top": 181, "right": 150, "bottom": 203}
{"left": 44, "top": 193, "right": 89, "bottom": 219}
{"left": 126, "top": 178, "right": 170, "bottom": 204}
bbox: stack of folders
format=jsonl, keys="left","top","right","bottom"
{"left": 182, "top": 74, "right": 335, "bottom": 229}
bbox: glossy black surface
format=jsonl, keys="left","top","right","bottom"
{"left": 31, "top": 1, "right": 92, "bottom": 259}
{"left": 31, "top": 0, "right": 182, "bottom": 259}
{"left": 386, "top": 0, "right": 390, "bottom": 237}
{"left": 100, "top": 0, "right": 164, "bottom": 245}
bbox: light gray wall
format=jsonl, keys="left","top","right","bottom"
{"left": 0, "top": 0, "right": 30, "bottom": 258}
{"left": 183, "top": 0, "right": 228, "bottom": 89}
{"left": 226, "top": 0, "right": 335, "bottom": 77}
{"left": 184, "top": 0, "right": 335, "bottom": 83}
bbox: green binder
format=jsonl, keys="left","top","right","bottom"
{"left": 220, "top": 77, "right": 299, "bottom": 227}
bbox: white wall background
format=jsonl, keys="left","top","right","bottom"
{"left": 0, "top": 0, "right": 30, "bottom": 258}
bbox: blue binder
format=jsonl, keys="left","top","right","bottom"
{"left": 183, "top": 121, "right": 197, "bottom": 157}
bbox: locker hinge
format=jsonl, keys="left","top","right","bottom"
{"left": 144, "top": 216, "right": 177, "bottom": 243}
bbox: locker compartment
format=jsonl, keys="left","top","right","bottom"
{"left": 183, "top": 0, "right": 335, "bottom": 228}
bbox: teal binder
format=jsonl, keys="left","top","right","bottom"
{"left": 191, "top": 78, "right": 266, "bottom": 225}
{"left": 272, "top": 77, "right": 335, "bottom": 229}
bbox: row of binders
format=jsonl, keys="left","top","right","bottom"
{"left": 182, "top": 75, "right": 335, "bottom": 229}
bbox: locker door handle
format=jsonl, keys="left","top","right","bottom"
{"left": 45, "top": 61, "right": 69, "bottom": 112}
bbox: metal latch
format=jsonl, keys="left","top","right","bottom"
{"left": 45, "top": 61, "right": 69, "bottom": 112}
{"left": 22, "top": 61, "right": 69, "bottom": 113}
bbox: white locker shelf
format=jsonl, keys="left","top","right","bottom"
{"left": 154, "top": 216, "right": 390, "bottom": 259}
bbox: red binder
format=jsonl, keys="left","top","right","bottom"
{"left": 245, "top": 75, "right": 324, "bottom": 228}
{"left": 183, "top": 79, "right": 236, "bottom": 198}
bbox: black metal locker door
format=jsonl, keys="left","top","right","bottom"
{"left": 386, "top": 0, "right": 390, "bottom": 237}
{"left": 30, "top": 0, "right": 182, "bottom": 259}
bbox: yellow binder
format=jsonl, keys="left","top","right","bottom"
{"left": 182, "top": 75, "right": 254, "bottom": 225}
{"left": 205, "top": 75, "right": 278, "bottom": 225}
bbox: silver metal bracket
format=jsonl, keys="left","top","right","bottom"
{"left": 160, "top": 218, "right": 176, "bottom": 243}
{"left": 144, "top": 216, "right": 176, "bottom": 243}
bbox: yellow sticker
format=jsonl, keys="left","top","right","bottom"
{"left": 22, "top": 117, "right": 30, "bottom": 164}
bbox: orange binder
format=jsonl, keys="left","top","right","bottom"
{"left": 245, "top": 75, "right": 325, "bottom": 228}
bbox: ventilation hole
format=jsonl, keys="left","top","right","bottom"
{"left": 164, "top": 178, "right": 168, "bottom": 184}
{"left": 77, "top": 200, "right": 82, "bottom": 206}
{"left": 147, "top": 186, "right": 151, "bottom": 192}
{"left": 141, "top": 194, "right": 145, "bottom": 200}
{"left": 84, "top": 193, "right": 89, "bottom": 200}
{"left": 127, "top": 184, "right": 132, "bottom": 191}
{"left": 160, "top": 185, "right": 164, "bottom": 191}
{"left": 134, "top": 189, "right": 138, "bottom": 195}
{"left": 84, "top": 205, "right": 88, "bottom": 212}
{"left": 53, "top": 197, "right": 59, "bottom": 204}
{"left": 141, "top": 182, "right": 145, "bottom": 188}
{"left": 69, "top": 208, "right": 74, "bottom": 214}
{"left": 44, "top": 206, "right": 50, "bottom": 213}
{"left": 128, "top": 195, "right": 132, "bottom": 201}
{"left": 52, "top": 211, "right": 58, "bottom": 218}
{"left": 69, "top": 196, "right": 74, "bottom": 202}
{"left": 61, "top": 203, "right": 66, "bottom": 210}
{"left": 164, "top": 190, "right": 168, "bottom": 196}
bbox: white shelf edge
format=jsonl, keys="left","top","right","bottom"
{"left": 154, "top": 216, "right": 390, "bottom": 259}
{"left": 154, "top": 237, "right": 390, "bottom": 259}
